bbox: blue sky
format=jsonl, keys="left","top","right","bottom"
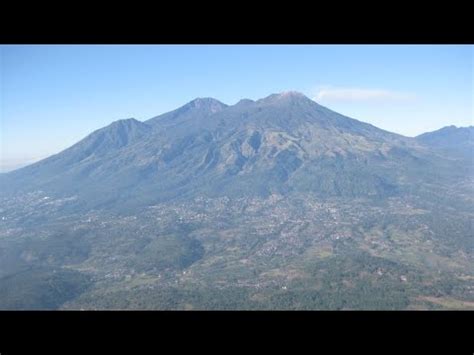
{"left": 1, "top": 45, "right": 472, "bottom": 172}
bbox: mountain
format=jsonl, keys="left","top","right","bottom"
{"left": 0, "top": 92, "right": 472, "bottom": 310}
{"left": 1, "top": 92, "right": 468, "bottom": 210}
{"left": 416, "top": 125, "right": 473, "bottom": 160}
{"left": 147, "top": 97, "right": 228, "bottom": 128}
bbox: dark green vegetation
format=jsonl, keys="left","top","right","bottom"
{"left": 0, "top": 92, "right": 472, "bottom": 309}
{"left": 65, "top": 251, "right": 469, "bottom": 310}
{"left": 0, "top": 267, "right": 91, "bottom": 310}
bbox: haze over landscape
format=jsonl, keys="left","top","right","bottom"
{"left": 0, "top": 45, "right": 472, "bottom": 310}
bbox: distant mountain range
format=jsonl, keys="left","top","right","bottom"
{"left": 0, "top": 92, "right": 472, "bottom": 310}
{"left": 1, "top": 92, "right": 471, "bottom": 212}
{"left": 416, "top": 125, "right": 473, "bottom": 160}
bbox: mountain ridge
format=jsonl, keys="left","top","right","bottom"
{"left": 1, "top": 92, "right": 471, "bottom": 210}
{"left": 416, "top": 125, "right": 473, "bottom": 160}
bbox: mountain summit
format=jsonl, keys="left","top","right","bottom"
{"left": 260, "top": 90, "right": 308, "bottom": 100}
{"left": 256, "top": 91, "right": 314, "bottom": 105}
{"left": 146, "top": 97, "right": 227, "bottom": 128}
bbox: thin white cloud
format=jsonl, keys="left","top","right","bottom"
{"left": 313, "top": 86, "right": 416, "bottom": 102}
